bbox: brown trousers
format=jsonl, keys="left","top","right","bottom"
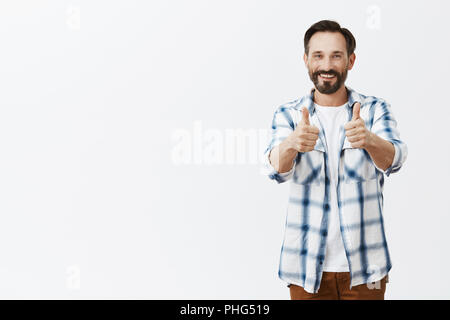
{"left": 289, "top": 272, "right": 388, "bottom": 300}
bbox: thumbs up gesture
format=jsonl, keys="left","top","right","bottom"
{"left": 344, "top": 102, "right": 373, "bottom": 149}
{"left": 286, "top": 107, "right": 320, "bottom": 153}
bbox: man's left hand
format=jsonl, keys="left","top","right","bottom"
{"left": 344, "top": 102, "right": 373, "bottom": 149}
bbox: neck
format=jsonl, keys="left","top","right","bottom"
{"left": 313, "top": 85, "right": 348, "bottom": 106}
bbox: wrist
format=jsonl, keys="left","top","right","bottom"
{"left": 365, "top": 131, "right": 376, "bottom": 151}
{"left": 281, "top": 135, "right": 296, "bottom": 153}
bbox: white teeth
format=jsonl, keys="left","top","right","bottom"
{"left": 320, "top": 74, "right": 334, "bottom": 78}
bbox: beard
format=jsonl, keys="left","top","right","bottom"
{"left": 308, "top": 66, "right": 348, "bottom": 94}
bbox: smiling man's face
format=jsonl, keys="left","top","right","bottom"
{"left": 304, "top": 31, "right": 355, "bottom": 94}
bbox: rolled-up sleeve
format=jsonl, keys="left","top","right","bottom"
{"left": 370, "top": 101, "right": 408, "bottom": 177}
{"left": 260, "top": 107, "right": 296, "bottom": 183}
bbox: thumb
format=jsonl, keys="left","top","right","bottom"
{"left": 352, "top": 102, "right": 361, "bottom": 120}
{"left": 301, "top": 107, "right": 310, "bottom": 125}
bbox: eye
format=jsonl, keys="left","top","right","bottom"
{"left": 333, "top": 55, "right": 341, "bottom": 58}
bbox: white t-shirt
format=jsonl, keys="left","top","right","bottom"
{"left": 314, "top": 102, "right": 350, "bottom": 272}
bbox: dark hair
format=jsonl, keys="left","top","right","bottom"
{"left": 304, "top": 20, "right": 356, "bottom": 56}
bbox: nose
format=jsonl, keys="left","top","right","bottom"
{"left": 322, "top": 57, "right": 333, "bottom": 72}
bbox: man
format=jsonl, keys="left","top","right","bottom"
{"left": 261, "top": 20, "right": 408, "bottom": 300}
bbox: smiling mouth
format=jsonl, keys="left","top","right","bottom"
{"left": 319, "top": 74, "right": 336, "bottom": 80}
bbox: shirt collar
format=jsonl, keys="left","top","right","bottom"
{"left": 304, "top": 85, "right": 363, "bottom": 116}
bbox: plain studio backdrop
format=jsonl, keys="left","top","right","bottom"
{"left": 0, "top": 0, "right": 448, "bottom": 299}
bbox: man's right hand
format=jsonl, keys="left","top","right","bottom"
{"left": 268, "top": 107, "right": 320, "bottom": 174}
{"left": 285, "top": 107, "right": 320, "bottom": 153}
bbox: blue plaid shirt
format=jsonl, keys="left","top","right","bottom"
{"left": 261, "top": 86, "right": 408, "bottom": 294}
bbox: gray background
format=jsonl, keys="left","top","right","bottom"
{"left": 0, "top": 0, "right": 448, "bottom": 299}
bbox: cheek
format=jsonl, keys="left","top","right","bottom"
{"left": 308, "top": 61, "right": 320, "bottom": 70}
{"left": 334, "top": 63, "right": 347, "bottom": 73}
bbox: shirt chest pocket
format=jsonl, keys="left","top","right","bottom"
{"left": 293, "top": 148, "right": 325, "bottom": 186}
{"left": 342, "top": 139, "right": 377, "bottom": 183}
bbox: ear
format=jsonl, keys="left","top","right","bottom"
{"left": 303, "top": 52, "right": 308, "bottom": 66}
{"left": 347, "top": 52, "right": 356, "bottom": 71}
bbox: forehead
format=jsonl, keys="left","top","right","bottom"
{"left": 308, "top": 31, "right": 346, "bottom": 53}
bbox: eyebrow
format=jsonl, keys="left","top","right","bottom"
{"left": 311, "top": 50, "right": 345, "bottom": 55}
